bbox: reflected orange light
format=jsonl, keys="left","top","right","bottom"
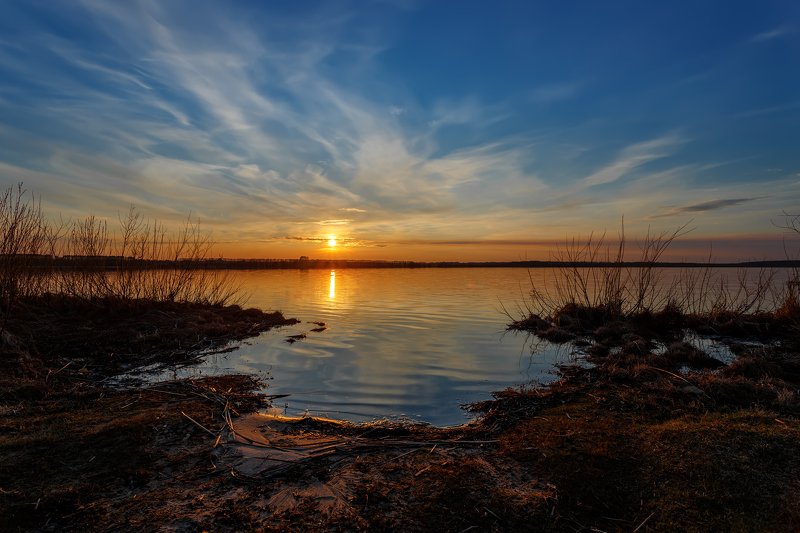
{"left": 328, "top": 270, "right": 335, "bottom": 299}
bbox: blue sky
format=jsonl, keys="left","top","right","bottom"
{"left": 0, "top": 0, "right": 798, "bottom": 260}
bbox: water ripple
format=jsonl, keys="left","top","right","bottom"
{"left": 173, "top": 268, "right": 567, "bottom": 425}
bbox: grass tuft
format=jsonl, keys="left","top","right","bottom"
{"left": 0, "top": 184, "right": 242, "bottom": 335}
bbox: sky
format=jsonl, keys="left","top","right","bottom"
{"left": 0, "top": 0, "right": 799, "bottom": 261}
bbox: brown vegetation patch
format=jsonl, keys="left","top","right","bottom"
{"left": 0, "top": 375, "right": 268, "bottom": 531}
{"left": 3, "top": 319, "right": 800, "bottom": 530}
{"left": 0, "top": 295, "right": 298, "bottom": 379}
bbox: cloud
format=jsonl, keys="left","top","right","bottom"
{"left": 392, "top": 239, "right": 567, "bottom": 246}
{"left": 530, "top": 81, "right": 582, "bottom": 104}
{"left": 0, "top": 1, "right": 672, "bottom": 245}
{"left": 282, "top": 235, "right": 367, "bottom": 247}
{"left": 10, "top": 9, "right": 537, "bottom": 236}
{"left": 653, "top": 197, "right": 763, "bottom": 218}
{"left": 732, "top": 101, "right": 800, "bottom": 119}
{"left": 582, "top": 135, "right": 683, "bottom": 188}
{"left": 284, "top": 236, "right": 337, "bottom": 243}
{"left": 427, "top": 98, "right": 508, "bottom": 130}
{"left": 0, "top": 1, "right": 795, "bottom": 260}
{"left": 749, "top": 27, "right": 791, "bottom": 43}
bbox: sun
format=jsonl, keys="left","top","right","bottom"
{"left": 327, "top": 236, "right": 337, "bottom": 248}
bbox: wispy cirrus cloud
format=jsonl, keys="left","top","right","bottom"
{"left": 581, "top": 135, "right": 684, "bottom": 188}
{"left": 653, "top": 197, "right": 765, "bottom": 218}
{"left": 733, "top": 101, "right": 800, "bottom": 119}
{"left": 749, "top": 27, "right": 792, "bottom": 43}
{"left": 0, "top": 1, "right": 797, "bottom": 259}
{"left": 530, "top": 81, "right": 582, "bottom": 104}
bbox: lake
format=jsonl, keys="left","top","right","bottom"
{"left": 151, "top": 266, "right": 791, "bottom": 426}
{"left": 150, "top": 268, "right": 576, "bottom": 426}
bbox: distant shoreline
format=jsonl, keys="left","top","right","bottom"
{"left": 15, "top": 255, "right": 800, "bottom": 270}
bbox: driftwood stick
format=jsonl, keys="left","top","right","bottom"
{"left": 146, "top": 388, "right": 187, "bottom": 397}
{"left": 181, "top": 411, "right": 215, "bottom": 436}
{"left": 633, "top": 512, "right": 654, "bottom": 533}
{"left": 646, "top": 366, "right": 711, "bottom": 398}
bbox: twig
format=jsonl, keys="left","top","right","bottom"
{"left": 118, "top": 399, "right": 138, "bottom": 410}
{"left": 645, "top": 366, "right": 711, "bottom": 398}
{"left": 48, "top": 361, "right": 72, "bottom": 379}
{"left": 382, "top": 447, "right": 421, "bottom": 464}
{"left": 415, "top": 465, "right": 431, "bottom": 477}
{"left": 633, "top": 512, "right": 654, "bottom": 532}
{"left": 265, "top": 393, "right": 291, "bottom": 401}
{"left": 483, "top": 506, "right": 501, "bottom": 521}
{"left": 145, "top": 388, "right": 187, "bottom": 397}
{"left": 181, "top": 411, "right": 215, "bottom": 436}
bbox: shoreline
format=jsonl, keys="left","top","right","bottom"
{"left": 2, "top": 296, "right": 799, "bottom": 530}
{"left": 19, "top": 255, "right": 800, "bottom": 271}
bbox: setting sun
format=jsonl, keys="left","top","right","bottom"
{"left": 327, "top": 236, "right": 337, "bottom": 248}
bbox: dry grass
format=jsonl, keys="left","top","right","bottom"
{"left": 509, "top": 221, "right": 796, "bottom": 341}
{"left": 0, "top": 184, "right": 240, "bottom": 320}
{"left": 53, "top": 207, "right": 240, "bottom": 306}
{"left": 0, "top": 185, "right": 58, "bottom": 311}
{"left": 0, "top": 375, "right": 271, "bottom": 531}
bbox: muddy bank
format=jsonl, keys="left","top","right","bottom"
{"left": 0, "top": 375, "right": 268, "bottom": 530}
{"left": 2, "top": 297, "right": 800, "bottom": 531}
{"left": 1, "top": 294, "right": 299, "bottom": 381}
{"left": 0, "top": 296, "right": 300, "bottom": 530}
{"left": 5, "top": 363, "right": 800, "bottom": 531}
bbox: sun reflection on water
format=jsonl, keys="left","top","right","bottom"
{"left": 328, "top": 270, "right": 335, "bottom": 300}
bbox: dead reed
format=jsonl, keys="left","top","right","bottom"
{"left": 0, "top": 184, "right": 240, "bottom": 320}
{"left": 51, "top": 206, "right": 240, "bottom": 306}
{"left": 511, "top": 220, "right": 792, "bottom": 331}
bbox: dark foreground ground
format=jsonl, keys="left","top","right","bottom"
{"left": 1, "top": 297, "right": 800, "bottom": 531}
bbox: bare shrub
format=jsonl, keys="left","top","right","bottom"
{"left": 54, "top": 208, "right": 240, "bottom": 306}
{"left": 775, "top": 212, "right": 800, "bottom": 338}
{"left": 104, "top": 206, "right": 239, "bottom": 305}
{"left": 0, "top": 184, "right": 58, "bottom": 310}
{"left": 0, "top": 184, "right": 240, "bottom": 309}
{"left": 518, "top": 221, "right": 784, "bottom": 325}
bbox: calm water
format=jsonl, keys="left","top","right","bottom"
{"left": 151, "top": 266, "right": 791, "bottom": 426}
{"left": 158, "top": 268, "right": 574, "bottom": 426}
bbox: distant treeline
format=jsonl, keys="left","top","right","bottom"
{"left": 13, "top": 255, "right": 800, "bottom": 270}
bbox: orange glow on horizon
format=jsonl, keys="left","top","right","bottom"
{"left": 213, "top": 232, "right": 799, "bottom": 263}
